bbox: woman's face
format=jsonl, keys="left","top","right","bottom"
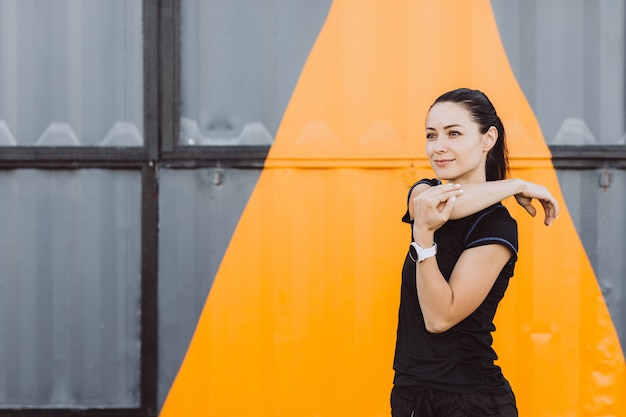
{"left": 425, "top": 101, "right": 495, "bottom": 184}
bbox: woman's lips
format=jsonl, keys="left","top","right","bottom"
{"left": 433, "top": 159, "right": 454, "bottom": 167}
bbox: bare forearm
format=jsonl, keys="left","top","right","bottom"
{"left": 415, "top": 259, "right": 454, "bottom": 333}
{"left": 412, "top": 229, "right": 455, "bottom": 333}
{"left": 450, "top": 179, "right": 525, "bottom": 219}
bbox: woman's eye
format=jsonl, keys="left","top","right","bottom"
{"left": 426, "top": 133, "right": 436, "bottom": 141}
{"left": 449, "top": 131, "right": 460, "bottom": 137}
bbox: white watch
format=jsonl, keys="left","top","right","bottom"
{"left": 410, "top": 241, "right": 437, "bottom": 262}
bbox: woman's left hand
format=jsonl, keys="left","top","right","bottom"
{"left": 513, "top": 181, "right": 560, "bottom": 226}
{"left": 412, "top": 184, "right": 461, "bottom": 238}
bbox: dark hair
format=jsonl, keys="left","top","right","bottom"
{"left": 430, "top": 88, "right": 509, "bottom": 181}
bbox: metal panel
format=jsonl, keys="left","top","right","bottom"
{"left": 491, "top": 0, "right": 626, "bottom": 348}
{"left": 491, "top": 0, "right": 626, "bottom": 145}
{"left": 159, "top": 0, "right": 333, "bottom": 408}
{"left": 179, "top": 0, "right": 333, "bottom": 146}
{"left": 159, "top": 1, "right": 626, "bottom": 415}
{"left": 158, "top": 167, "right": 262, "bottom": 406}
{"left": 0, "top": 0, "right": 143, "bottom": 146}
{"left": 555, "top": 167, "right": 626, "bottom": 349}
{"left": 0, "top": 169, "right": 142, "bottom": 407}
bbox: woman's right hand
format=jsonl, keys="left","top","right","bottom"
{"left": 514, "top": 181, "right": 560, "bottom": 226}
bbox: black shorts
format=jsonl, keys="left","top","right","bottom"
{"left": 391, "top": 385, "right": 518, "bottom": 417}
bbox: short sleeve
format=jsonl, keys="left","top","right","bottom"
{"left": 401, "top": 178, "right": 442, "bottom": 224}
{"left": 464, "top": 204, "right": 518, "bottom": 259}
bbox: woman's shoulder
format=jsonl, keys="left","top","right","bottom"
{"left": 405, "top": 178, "right": 441, "bottom": 201}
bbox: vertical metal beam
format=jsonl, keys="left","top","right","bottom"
{"left": 144, "top": 0, "right": 161, "bottom": 161}
{"left": 141, "top": 0, "right": 161, "bottom": 413}
{"left": 140, "top": 163, "right": 159, "bottom": 414}
{"left": 159, "top": 0, "right": 180, "bottom": 154}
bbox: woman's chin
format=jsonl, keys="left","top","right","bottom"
{"left": 433, "top": 172, "right": 456, "bottom": 182}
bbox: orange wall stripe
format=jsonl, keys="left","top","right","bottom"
{"left": 160, "top": 1, "right": 625, "bottom": 416}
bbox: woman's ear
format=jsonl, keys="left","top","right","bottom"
{"left": 482, "top": 126, "right": 498, "bottom": 152}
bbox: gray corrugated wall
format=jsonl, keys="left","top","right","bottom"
{"left": 491, "top": 0, "right": 626, "bottom": 349}
{"left": 0, "top": 0, "right": 144, "bottom": 408}
{"left": 0, "top": 169, "right": 142, "bottom": 407}
{"left": 0, "top": 0, "right": 624, "bottom": 410}
{"left": 158, "top": 167, "right": 262, "bottom": 405}
{"left": 491, "top": 0, "right": 625, "bottom": 146}
{"left": 554, "top": 169, "right": 626, "bottom": 345}
{"left": 0, "top": 0, "right": 143, "bottom": 146}
{"left": 157, "top": 0, "right": 333, "bottom": 407}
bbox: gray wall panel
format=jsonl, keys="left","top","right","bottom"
{"left": 491, "top": 0, "right": 626, "bottom": 145}
{"left": 0, "top": 169, "right": 141, "bottom": 407}
{"left": 492, "top": 0, "right": 626, "bottom": 348}
{"left": 0, "top": 0, "right": 143, "bottom": 146}
{"left": 158, "top": 167, "right": 262, "bottom": 406}
{"left": 179, "top": 0, "right": 333, "bottom": 146}
{"left": 555, "top": 168, "right": 626, "bottom": 351}
{"left": 158, "top": 0, "right": 333, "bottom": 407}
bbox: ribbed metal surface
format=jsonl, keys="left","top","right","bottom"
{"left": 492, "top": 0, "right": 626, "bottom": 348}
{"left": 0, "top": 169, "right": 142, "bottom": 407}
{"left": 158, "top": 167, "right": 262, "bottom": 406}
{"left": 0, "top": 0, "right": 623, "bottom": 412}
{"left": 179, "top": 0, "right": 333, "bottom": 146}
{"left": 555, "top": 167, "right": 626, "bottom": 348}
{"left": 0, "top": 0, "right": 143, "bottom": 146}
{"left": 157, "top": 0, "right": 333, "bottom": 407}
{"left": 491, "top": 0, "right": 626, "bottom": 145}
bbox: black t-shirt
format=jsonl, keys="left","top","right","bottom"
{"left": 393, "top": 179, "right": 518, "bottom": 394}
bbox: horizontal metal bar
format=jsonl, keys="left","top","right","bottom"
{"left": 2, "top": 145, "right": 624, "bottom": 170}
{"left": 161, "top": 145, "right": 270, "bottom": 161}
{"left": 549, "top": 145, "right": 626, "bottom": 169}
{"left": 0, "top": 147, "right": 150, "bottom": 165}
{"left": 0, "top": 408, "right": 154, "bottom": 417}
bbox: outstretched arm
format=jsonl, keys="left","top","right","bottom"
{"left": 408, "top": 178, "right": 559, "bottom": 226}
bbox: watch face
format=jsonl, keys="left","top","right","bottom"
{"left": 409, "top": 243, "right": 418, "bottom": 262}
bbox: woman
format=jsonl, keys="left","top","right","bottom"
{"left": 391, "top": 88, "right": 559, "bottom": 416}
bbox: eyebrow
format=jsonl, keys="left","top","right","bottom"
{"left": 426, "top": 124, "right": 463, "bottom": 130}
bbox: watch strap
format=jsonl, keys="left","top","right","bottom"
{"left": 411, "top": 241, "right": 437, "bottom": 262}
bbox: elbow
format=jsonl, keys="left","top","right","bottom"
{"left": 424, "top": 318, "right": 454, "bottom": 334}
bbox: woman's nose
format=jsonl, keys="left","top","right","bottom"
{"left": 433, "top": 138, "right": 447, "bottom": 152}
